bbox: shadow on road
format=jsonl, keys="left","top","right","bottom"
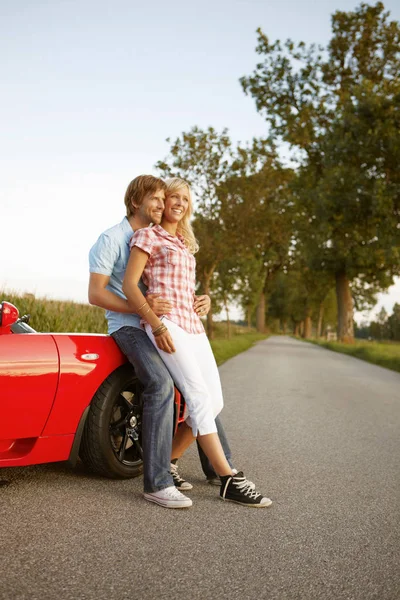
{"left": 0, "top": 459, "right": 120, "bottom": 486}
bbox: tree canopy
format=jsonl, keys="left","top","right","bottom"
{"left": 241, "top": 1, "right": 400, "bottom": 341}
{"left": 155, "top": 3, "right": 400, "bottom": 342}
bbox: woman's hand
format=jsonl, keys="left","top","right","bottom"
{"left": 194, "top": 294, "right": 211, "bottom": 316}
{"left": 147, "top": 293, "right": 174, "bottom": 317}
{"left": 154, "top": 329, "right": 176, "bottom": 354}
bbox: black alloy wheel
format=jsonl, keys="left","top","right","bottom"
{"left": 109, "top": 382, "right": 143, "bottom": 468}
{"left": 80, "top": 364, "right": 144, "bottom": 479}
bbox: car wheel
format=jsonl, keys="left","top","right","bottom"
{"left": 80, "top": 364, "right": 144, "bottom": 479}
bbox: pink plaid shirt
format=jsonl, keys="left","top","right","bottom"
{"left": 130, "top": 225, "right": 204, "bottom": 335}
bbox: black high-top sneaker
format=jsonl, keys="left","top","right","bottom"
{"left": 170, "top": 460, "right": 193, "bottom": 491}
{"left": 220, "top": 471, "right": 272, "bottom": 507}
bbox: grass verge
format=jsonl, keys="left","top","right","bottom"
{"left": 306, "top": 339, "right": 400, "bottom": 374}
{"left": 210, "top": 333, "right": 268, "bottom": 366}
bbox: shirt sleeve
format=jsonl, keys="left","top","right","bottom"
{"left": 89, "top": 233, "right": 119, "bottom": 275}
{"left": 130, "top": 227, "right": 156, "bottom": 256}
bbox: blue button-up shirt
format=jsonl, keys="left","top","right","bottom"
{"left": 89, "top": 217, "right": 146, "bottom": 334}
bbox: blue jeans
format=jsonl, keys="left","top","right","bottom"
{"left": 112, "top": 326, "right": 234, "bottom": 488}
{"left": 112, "top": 326, "right": 175, "bottom": 493}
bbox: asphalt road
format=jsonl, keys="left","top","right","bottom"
{"left": 1, "top": 336, "right": 399, "bottom": 600}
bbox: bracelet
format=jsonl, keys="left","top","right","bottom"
{"left": 141, "top": 306, "right": 151, "bottom": 317}
{"left": 138, "top": 303, "right": 150, "bottom": 315}
{"left": 154, "top": 328, "right": 167, "bottom": 338}
{"left": 137, "top": 301, "right": 148, "bottom": 312}
{"left": 152, "top": 324, "right": 167, "bottom": 337}
{"left": 152, "top": 323, "right": 167, "bottom": 335}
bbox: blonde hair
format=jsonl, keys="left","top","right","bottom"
{"left": 124, "top": 175, "right": 166, "bottom": 218}
{"left": 165, "top": 178, "right": 199, "bottom": 254}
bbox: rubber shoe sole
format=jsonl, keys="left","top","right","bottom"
{"left": 174, "top": 480, "right": 193, "bottom": 491}
{"left": 144, "top": 494, "right": 192, "bottom": 509}
{"left": 221, "top": 496, "right": 273, "bottom": 508}
{"left": 143, "top": 488, "right": 193, "bottom": 509}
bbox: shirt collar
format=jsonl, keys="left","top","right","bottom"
{"left": 152, "top": 224, "right": 186, "bottom": 249}
{"left": 121, "top": 216, "right": 134, "bottom": 233}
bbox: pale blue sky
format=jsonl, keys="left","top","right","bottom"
{"left": 1, "top": 0, "right": 399, "bottom": 321}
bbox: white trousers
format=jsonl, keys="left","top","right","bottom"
{"left": 145, "top": 318, "right": 224, "bottom": 437}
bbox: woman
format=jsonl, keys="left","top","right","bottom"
{"left": 123, "top": 177, "right": 271, "bottom": 507}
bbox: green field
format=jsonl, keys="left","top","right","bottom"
{"left": 308, "top": 339, "right": 400, "bottom": 374}
{"left": 1, "top": 291, "right": 266, "bottom": 365}
{"left": 1, "top": 291, "right": 107, "bottom": 333}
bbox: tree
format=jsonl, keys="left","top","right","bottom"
{"left": 157, "top": 126, "right": 234, "bottom": 216}
{"left": 241, "top": 2, "right": 400, "bottom": 342}
{"left": 157, "top": 128, "right": 293, "bottom": 334}
{"left": 234, "top": 256, "right": 265, "bottom": 327}
{"left": 190, "top": 212, "right": 230, "bottom": 338}
{"left": 211, "top": 258, "right": 243, "bottom": 338}
{"left": 219, "top": 159, "right": 294, "bottom": 331}
{"left": 268, "top": 271, "right": 304, "bottom": 333}
{"left": 388, "top": 303, "right": 400, "bottom": 340}
{"left": 268, "top": 266, "right": 336, "bottom": 337}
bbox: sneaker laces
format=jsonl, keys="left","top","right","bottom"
{"left": 232, "top": 469, "right": 255, "bottom": 490}
{"left": 163, "top": 485, "right": 186, "bottom": 499}
{"left": 233, "top": 476, "right": 262, "bottom": 500}
{"left": 170, "top": 463, "right": 185, "bottom": 485}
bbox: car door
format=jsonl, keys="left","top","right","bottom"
{"left": 0, "top": 334, "right": 59, "bottom": 439}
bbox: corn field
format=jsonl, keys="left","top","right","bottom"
{"left": 1, "top": 291, "right": 107, "bottom": 333}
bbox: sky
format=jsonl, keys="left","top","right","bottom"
{"left": 1, "top": 0, "right": 399, "bottom": 323}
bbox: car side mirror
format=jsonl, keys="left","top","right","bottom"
{"left": 0, "top": 302, "right": 19, "bottom": 329}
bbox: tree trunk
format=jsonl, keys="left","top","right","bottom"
{"left": 335, "top": 271, "right": 354, "bottom": 343}
{"left": 299, "top": 320, "right": 304, "bottom": 337}
{"left": 303, "top": 316, "right": 312, "bottom": 338}
{"left": 303, "top": 307, "right": 312, "bottom": 339}
{"left": 317, "top": 302, "right": 324, "bottom": 338}
{"left": 247, "top": 306, "right": 252, "bottom": 329}
{"left": 224, "top": 298, "right": 231, "bottom": 339}
{"left": 294, "top": 322, "right": 300, "bottom": 336}
{"left": 203, "top": 272, "right": 214, "bottom": 339}
{"left": 282, "top": 319, "right": 288, "bottom": 334}
{"left": 256, "top": 292, "right": 266, "bottom": 332}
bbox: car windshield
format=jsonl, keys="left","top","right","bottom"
{"left": 11, "top": 321, "right": 36, "bottom": 334}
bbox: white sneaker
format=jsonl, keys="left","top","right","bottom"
{"left": 144, "top": 486, "right": 193, "bottom": 509}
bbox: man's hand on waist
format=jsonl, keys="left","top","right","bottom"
{"left": 147, "top": 294, "right": 174, "bottom": 317}
{"left": 193, "top": 295, "right": 211, "bottom": 316}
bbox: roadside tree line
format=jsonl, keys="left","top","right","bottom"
{"left": 157, "top": 2, "right": 400, "bottom": 342}
{"left": 356, "top": 304, "right": 400, "bottom": 340}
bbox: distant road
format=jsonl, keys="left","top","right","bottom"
{"left": 1, "top": 336, "right": 399, "bottom": 600}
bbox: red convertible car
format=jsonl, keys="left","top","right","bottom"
{"left": 0, "top": 301, "right": 184, "bottom": 479}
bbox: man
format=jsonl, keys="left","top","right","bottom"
{"left": 88, "top": 175, "right": 233, "bottom": 509}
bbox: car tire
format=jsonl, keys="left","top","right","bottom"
{"left": 80, "top": 364, "right": 144, "bottom": 479}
